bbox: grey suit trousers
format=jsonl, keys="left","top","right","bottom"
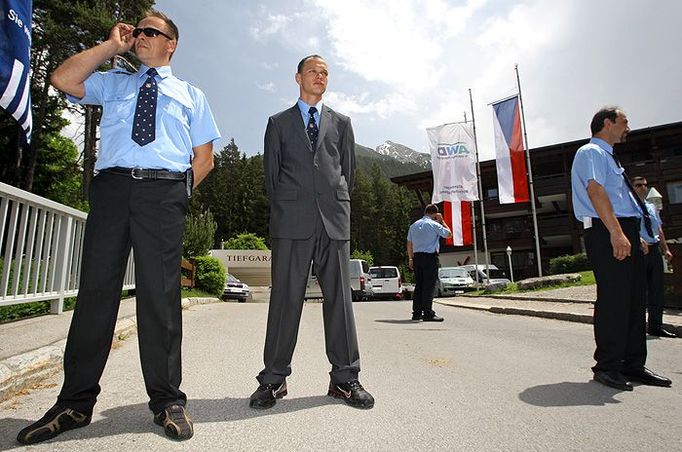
{"left": 258, "top": 213, "right": 361, "bottom": 385}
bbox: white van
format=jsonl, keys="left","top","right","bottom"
{"left": 369, "top": 266, "right": 402, "bottom": 300}
{"left": 458, "top": 264, "right": 511, "bottom": 285}
{"left": 304, "top": 259, "right": 374, "bottom": 301}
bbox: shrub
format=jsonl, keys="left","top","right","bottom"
{"left": 193, "top": 255, "right": 226, "bottom": 296}
{"left": 549, "top": 253, "right": 591, "bottom": 274}
{"left": 183, "top": 211, "right": 217, "bottom": 258}
{"left": 351, "top": 249, "right": 374, "bottom": 267}
{"left": 224, "top": 233, "right": 268, "bottom": 250}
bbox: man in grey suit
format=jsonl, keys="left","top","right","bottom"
{"left": 250, "top": 55, "right": 374, "bottom": 410}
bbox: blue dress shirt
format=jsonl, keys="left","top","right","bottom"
{"left": 68, "top": 64, "right": 221, "bottom": 172}
{"left": 640, "top": 201, "right": 662, "bottom": 244}
{"left": 407, "top": 216, "right": 450, "bottom": 253}
{"left": 571, "top": 138, "right": 641, "bottom": 222}
{"left": 297, "top": 98, "right": 322, "bottom": 130}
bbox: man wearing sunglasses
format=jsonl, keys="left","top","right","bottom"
{"left": 632, "top": 176, "right": 676, "bottom": 338}
{"left": 17, "top": 10, "right": 220, "bottom": 445}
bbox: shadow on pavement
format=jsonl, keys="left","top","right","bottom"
{"left": 518, "top": 381, "right": 624, "bottom": 407}
{"left": 0, "top": 395, "right": 335, "bottom": 450}
{"left": 374, "top": 319, "right": 420, "bottom": 324}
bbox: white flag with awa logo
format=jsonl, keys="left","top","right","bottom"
{"left": 427, "top": 122, "right": 479, "bottom": 203}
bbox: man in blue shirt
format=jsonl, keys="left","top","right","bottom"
{"left": 18, "top": 10, "right": 220, "bottom": 445}
{"left": 632, "top": 176, "right": 676, "bottom": 338}
{"left": 407, "top": 204, "right": 452, "bottom": 321}
{"left": 571, "top": 107, "right": 671, "bottom": 392}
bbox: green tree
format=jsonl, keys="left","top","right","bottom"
{"left": 351, "top": 249, "right": 374, "bottom": 266}
{"left": 224, "top": 233, "right": 269, "bottom": 250}
{"left": 192, "top": 139, "right": 271, "bottom": 247}
{"left": 183, "top": 211, "right": 217, "bottom": 258}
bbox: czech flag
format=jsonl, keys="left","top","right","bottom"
{"left": 443, "top": 201, "right": 472, "bottom": 246}
{"left": 492, "top": 96, "right": 528, "bottom": 204}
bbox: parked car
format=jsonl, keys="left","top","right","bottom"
{"left": 304, "top": 262, "right": 324, "bottom": 300}
{"left": 437, "top": 267, "right": 475, "bottom": 296}
{"left": 350, "top": 259, "right": 373, "bottom": 301}
{"left": 304, "top": 259, "right": 373, "bottom": 301}
{"left": 369, "top": 266, "right": 402, "bottom": 300}
{"left": 223, "top": 273, "right": 250, "bottom": 302}
{"left": 458, "top": 264, "right": 511, "bottom": 285}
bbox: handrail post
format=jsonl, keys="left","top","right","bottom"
{"left": 51, "top": 215, "right": 74, "bottom": 314}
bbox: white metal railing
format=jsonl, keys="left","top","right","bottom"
{"left": 0, "top": 182, "right": 135, "bottom": 314}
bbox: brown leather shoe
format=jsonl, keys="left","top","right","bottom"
{"left": 154, "top": 405, "right": 194, "bottom": 440}
{"left": 17, "top": 405, "right": 91, "bottom": 445}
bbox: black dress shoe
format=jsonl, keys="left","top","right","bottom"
{"left": 153, "top": 404, "right": 193, "bottom": 440}
{"left": 423, "top": 313, "right": 444, "bottom": 322}
{"left": 623, "top": 367, "right": 672, "bottom": 387}
{"left": 249, "top": 381, "right": 287, "bottom": 409}
{"left": 328, "top": 380, "right": 375, "bottom": 409}
{"left": 411, "top": 312, "right": 423, "bottom": 321}
{"left": 17, "top": 404, "right": 91, "bottom": 445}
{"left": 593, "top": 370, "right": 633, "bottom": 391}
{"left": 648, "top": 327, "right": 677, "bottom": 338}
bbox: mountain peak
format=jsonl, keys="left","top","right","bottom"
{"left": 375, "top": 141, "right": 431, "bottom": 169}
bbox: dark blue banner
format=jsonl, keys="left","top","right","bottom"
{"left": 0, "top": 0, "right": 32, "bottom": 144}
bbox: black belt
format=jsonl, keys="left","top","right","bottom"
{"left": 414, "top": 252, "right": 437, "bottom": 256}
{"left": 100, "top": 167, "right": 186, "bottom": 181}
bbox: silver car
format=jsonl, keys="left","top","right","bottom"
{"left": 223, "top": 273, "right": 250, "bottom": 302}
{"left": 437, "top": 267, "right": 475, "bottom": 297}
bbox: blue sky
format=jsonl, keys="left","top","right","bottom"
{"left": 117, "top": 0, "right": 681, "bottom": 161}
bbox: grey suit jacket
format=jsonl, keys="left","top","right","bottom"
{"left": 264, "top": 104, "right": 356, "bottom": 241}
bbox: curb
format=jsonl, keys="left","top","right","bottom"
{"left": 437, "top": 301, "right": 682, "bottom": 336}
{"left": 485, "top": 295, "right": 594, "bottom": 304}
{"left": 0, "top": 297, "right": 221, "bottom": 403}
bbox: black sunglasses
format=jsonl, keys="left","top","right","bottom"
{"left": 133, "top": 27, "right": 173, "bottom": 40}
{"left": 634, "top": 183, "right": 648, "bottom": 187}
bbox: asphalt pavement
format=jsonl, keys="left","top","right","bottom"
{"left": 0, "top": 300, "right": 680, "bottom": 451}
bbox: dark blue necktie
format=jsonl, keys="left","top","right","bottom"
{"left": 132, "top": 68, "right": 158, "bottom": 146}
{"left": 307, "top": 106, "right": 318, "bottom": 151}
{"left": 611, "top": 152, "right": 654, "bottom": 237}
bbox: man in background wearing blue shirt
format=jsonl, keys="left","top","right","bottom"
{"left": 18, "top": 10, "right": 220, "bottom": 445}
{"left": 632, "top": 176, "right": 676, "bottom": 338}
{"left": 571, "top": 107, "right": 671, "bottom": 392}
{"left": 407, "top": 204, "right": 452, "bottom": 321}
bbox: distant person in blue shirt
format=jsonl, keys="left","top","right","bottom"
{"left": 18, "top": 10, "right": 220, "bottom": 445}
{"left": 571, "top": 106, "right": 671, "bottom": 392}
{"left": 407, "top": 204, "right": 452, "bottom": 321}
{"left": 632, "top": 176, "right": 676, "bottom": 338}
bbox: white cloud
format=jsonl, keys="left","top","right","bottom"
{"left": 256, "top": 81, "right": 276, "bottom": 92}
{"left": 313, "top": 0, "right": 486, "bottom": 90}
{"left": 325, "top": 90, "right": 416, "bottom": 118}
{"left": 249, "top": 13, "right": 291, "bottom": 41}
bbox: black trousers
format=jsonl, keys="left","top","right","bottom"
{"left": 585, "top": 217, "right": 647, "bottom": 374}
{"left": 258, "top": 211, "right": 360, "bottom": 385}
{"left": 643, "top": 244, "right": 665, "bottom": 330}
{"left": 412, "top": 252, "right": 438, "bottom": 315}
{"left": 57, "top": 173, "right": 188, "bottom": 414}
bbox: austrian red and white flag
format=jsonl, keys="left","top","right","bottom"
{"left": 443, "top": 201, "right": 473, "bottom": 246}
{"left": 492, "top": 96, "right": 529, "bottom": 204}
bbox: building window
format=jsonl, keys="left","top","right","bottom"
{"left": 486, "top": 188, "right": 498, "bottom": 200}
{"left": 666, "top": 181, "right": 682, "bottom": 204}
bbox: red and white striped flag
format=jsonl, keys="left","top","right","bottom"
{"left": 492, "top": 96, "right": 528, "bottom": 204}
{"left": 443, "top": 201, "right": 472, "bottom": 246}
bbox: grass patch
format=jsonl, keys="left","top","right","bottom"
{"left": 465, "top": 270, "right": 596, "bottom": 296}
{"left": 181, "top": 288, "right": 216, "bottom": 298}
